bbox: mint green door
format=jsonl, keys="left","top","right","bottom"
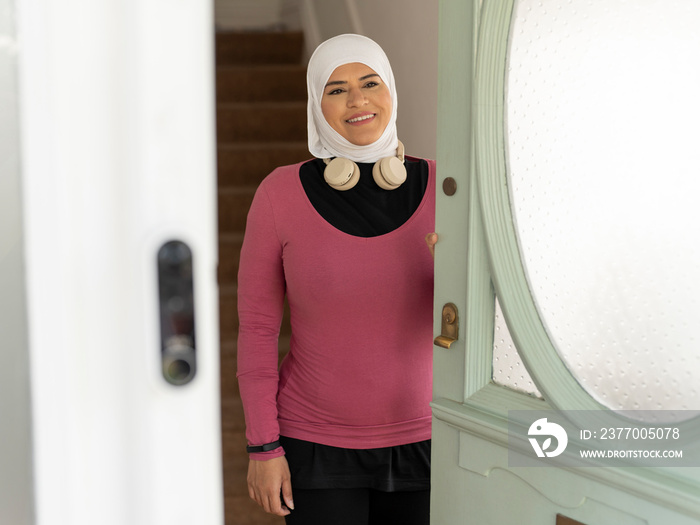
{"left": 431, "top": 1, "right": 700, "bottom": 523}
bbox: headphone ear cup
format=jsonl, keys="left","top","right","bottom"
{"left": 324, "top": 158, "right": 360, "bottom": 191}
{"left": 372, "top": 156, "right": 407, "bottom": 190}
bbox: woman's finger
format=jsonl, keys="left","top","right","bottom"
{"left": 282, "top": 477, "right": 295, "bottom": 512}
{"left": 266, "top": 491, "right": 291, "bottom": 517}
{"left": 425, "top": 232, "right": 438, "bottom": 258}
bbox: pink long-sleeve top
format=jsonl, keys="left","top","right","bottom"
{"left": 237, "top": 159, "right": 435, "bottom": 459}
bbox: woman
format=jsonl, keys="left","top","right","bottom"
{"left": 237, "top": 34, "right": 436, "bottom": 524}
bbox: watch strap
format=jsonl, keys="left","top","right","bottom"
{"left": 246, "top": 440, "right": 282, "bottom": 454}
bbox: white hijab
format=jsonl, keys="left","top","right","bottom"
{"left": 307, "top": 34, "right": 399, "bottom": 163}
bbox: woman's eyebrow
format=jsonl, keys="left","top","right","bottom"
{"left": 324, "top": 79, "right": 347, "bottom": 88}
{"left": 324, "top": 74, "right": 381, "bottom": 89}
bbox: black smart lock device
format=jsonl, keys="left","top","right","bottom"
{"left": 157, "top": 240, "right": 197, "bottom": 386}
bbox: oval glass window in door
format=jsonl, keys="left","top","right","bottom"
{"left": 505, "top": 0, "right": 700, "bottom": 415}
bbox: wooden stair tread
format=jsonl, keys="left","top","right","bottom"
{"left": 216, "top": 103, "right": 306, "bottom": 143}
{"left": 218, "top": 141, "right": 307, "bottom": 150}
{"left": 219, "top": 283, "right": 238, "bottom": 295}
{"left": 218, "top": 186, "right": 258, "bottom": 195}
{"left": 216, "top": 65, "right": 306, "bottom": 102}
{"left": 219, "top": 232, "right": 245, "bottom": 242}
{"left": 217, "top": 63, "right": 306, "bottom": 71}
{"left": 217, "top": 101, "right": 306, "bottom": 109}
{"left": 215, "top": 31, "right": 304, "bottom": 66}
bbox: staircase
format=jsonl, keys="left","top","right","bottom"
{"left": 216, "top": 31, "right": 308, "bottom": 525}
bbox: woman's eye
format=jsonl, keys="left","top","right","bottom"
{"left": 364, "top": 81, "right": 379, "bottom": 88}
{"left": 327, "top": 88, "right": 344, "bottom": 95}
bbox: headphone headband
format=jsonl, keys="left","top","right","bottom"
{"left": 323, "top": 141, "right": 407, "bottom": 191}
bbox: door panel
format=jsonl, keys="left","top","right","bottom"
{"left": 432, "top": 1, "right": 700, "bottom": 523}
{"left": 16, "top": 0, "right": 223, "bottom": 523}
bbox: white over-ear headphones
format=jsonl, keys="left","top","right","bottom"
{"left": 323, "top": 140, "right": 406, "bottom": 191}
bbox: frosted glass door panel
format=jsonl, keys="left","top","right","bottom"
{"left": 506, "top": 0, "right": 700, "bottom": 414}
{"left": 493, "top": 298, "right": 542, "bottom": 398}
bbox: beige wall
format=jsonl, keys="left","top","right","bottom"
{"left": 355, "top": 0, "right": 439, "bottom": 160}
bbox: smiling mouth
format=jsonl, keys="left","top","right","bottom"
{"left": 346, "top": 114, "right": 376, "bottom": 124}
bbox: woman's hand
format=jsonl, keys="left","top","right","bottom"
{"left": 425, "top": 232, "right": 438, "bottom": 258}
{"left": 247, "top": 456, "right": 294, "bottom": 516}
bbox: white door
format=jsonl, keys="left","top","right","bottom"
{"left": 6, "top": 0, "right": 223, "bottom": 523}
{"left": 431, "top": 1, "right": 700, "bottom": 523}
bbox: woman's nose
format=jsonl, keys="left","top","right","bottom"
{"left": 346, "top": 87, "right": 367, "bottom": 107}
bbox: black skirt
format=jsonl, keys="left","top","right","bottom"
{"left": 280, "top": 436, "right": 431, "bottom": 492}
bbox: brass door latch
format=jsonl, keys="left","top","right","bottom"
{"left": 434, "top": 303, "right": 459, "bottom": 349}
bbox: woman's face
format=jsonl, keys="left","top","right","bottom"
{"left": 320, "top": 62, "right": 392, "bottom": 146}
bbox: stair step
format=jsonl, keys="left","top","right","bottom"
{"left": 221, "top": 429, "right": 249, "bottom": 472}
{"left": 218, "top": 187, "right": 256, "bottom": 234}
{"left": 217, "top": 142, "right": 310, "bottom": 187}
{"left": 220, "top": 397, "right": 246, "bottom": 433}
{"left": 219, "top": 285, "right": 240, "bottom": 341}
{"left": 218, "top": 234, "right": 244, "bottom": 286}
{"left": 216, "top": 64, "right": 307, "bottom": 103}
{"left": 216, "top": 31, "right": 304, "bottom": 66}
{"left": 220, "top": 340, "right": 242, "bottom": 404}
{"left": 216, "top": 102, "right": 307, "bottom": 143}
